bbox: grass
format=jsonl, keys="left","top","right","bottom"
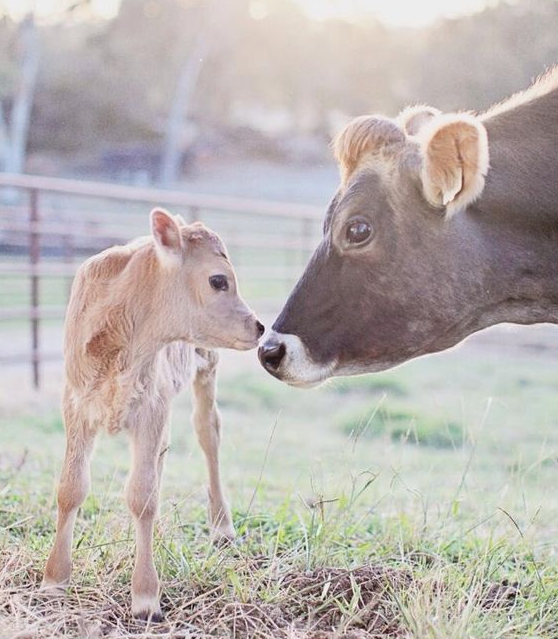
{"left": 1, "top": 339, "right": 558, "bottom": 637}
{"left": 1, "top": 479, "right": 557, "bottom": 637}
{"left": 339, "top": 405, "right": 464, "bottom": 448}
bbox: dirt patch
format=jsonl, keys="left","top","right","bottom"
{"left": 1, "top": 550, "right": 536, "bottom": 639}
{"left": 155, "top": 564, "right": 411, "bottom": 638}
{"left": 278, "top": 565, "right": 411, "bottom": 638}
{"left": 0, "top": 560, "right": 411, "bottom": 639}
{"left": 481, "top": 580, "right": 521, "bottom": 610}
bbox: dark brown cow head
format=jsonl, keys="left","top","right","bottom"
{"left": 259, "top": 107, "right": 491, "bottom": 387}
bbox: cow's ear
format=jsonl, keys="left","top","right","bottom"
{"left": 150, "top": 208, "right": 183, "bottom": 267}
{"left": 418, "top": 114, "right": 489, "bottom": 216}
{"left": 397, "top": 105, "right": 441, "bottom": 136}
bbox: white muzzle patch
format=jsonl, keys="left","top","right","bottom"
{"left": 260, "top": 331, "right": 335, "bottom": 388}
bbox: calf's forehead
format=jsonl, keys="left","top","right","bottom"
{"left": 182, "top": 224, "right": 229, "bottom": 260}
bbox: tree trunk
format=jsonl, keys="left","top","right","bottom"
{"left": 159, "top": 28, "right": 210, "bottom": 187}
{"left": 159, "top": 0, "right": 231, "bottom": 187}
{"left": 0, "top": 104, "right": 9, "bottom": 172}
{"left": 4, "top": 14, "right": 40, "bottom": 175}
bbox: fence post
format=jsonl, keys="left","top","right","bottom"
{"left": 29, "top": 188, "right": 40, "bottom": 389}
{"left": 62, "top": 232, "right": 74, "bottom": 299}
{"left": 301, "top": 216, "right": 313, "bottom": 266}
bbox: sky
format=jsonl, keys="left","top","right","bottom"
{"left": 293, "top": 0, "right": 495, "bottom": 27}
{"left": 0, "top": 0, "right": 499, "bottom": 27}
{"left": 0, "top": 0, "right": 120, "bottom": 21}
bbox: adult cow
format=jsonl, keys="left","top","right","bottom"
{"left": 259, "top": 69, "right": 558, "bottom": 386}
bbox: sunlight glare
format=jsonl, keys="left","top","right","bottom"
{"left": 0, "top": 0, "right": 120, "bottom": 21}
{"left": 0, "top": 0, "right": 493, "bottom": 27}
{"left": 293, "top": 0, "right": 491, "bottom": 28}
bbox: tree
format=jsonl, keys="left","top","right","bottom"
{"left": 158, "top": 10, "right": 211, "bottom": 186}
{"left": 0, "top": 14, "right": 39, "bottom": 175}
{"left": 0, "top": 1, "right": 94, "bottom": 178}
{"left": 159, "top": 0, "right": 245, "bottom": 185}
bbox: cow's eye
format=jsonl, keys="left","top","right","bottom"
{"left": 209, "top": 274, "right": 229, "bottom": 291}
{"left": 345, "top": 218, "right": 373, "bottom": 245}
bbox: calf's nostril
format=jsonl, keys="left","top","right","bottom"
{"left": 258, "top": 341, "right": 286, "bottom": 373}
{"left": 256, "top": 320, "right": 265, "bottom": 337}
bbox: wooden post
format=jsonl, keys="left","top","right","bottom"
{"left": 29, "top": 188, "right": 40, "bottom": 389}
{"left": 62, "top": 232, "right": 74, "bottom": 299}
{"left": 302, "top": 217, "right": 312, "bottom": 250}
{"left": 301, "top": 216, "right": 313, "bottom": 270}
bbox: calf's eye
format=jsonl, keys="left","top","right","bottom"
{"left": 209, "top": 274, "right": 229, "bottom": 291}
{"left": 346, "top": 218, "right": 373, "bottom": 245}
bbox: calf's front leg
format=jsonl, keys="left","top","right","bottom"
{"left": 192, "top": 348, "right": 235, "bottom": 541}
{"left": 126, "top": 407, "right": 168, "bottom": 621}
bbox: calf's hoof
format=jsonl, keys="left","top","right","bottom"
{"left": 211, "top": 522, "right": 236, "bottom": 547}
{"left": 40, "top": 578, "right": 68, "bottom": 594}
{"left": 132, "top": 594, "right": 163, "bottom": 623}
{"left": 134, "top": 609, "right": 164, "bottom": 623}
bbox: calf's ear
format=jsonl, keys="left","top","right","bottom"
{"left": 418, "top": 114, "right": 489, "bottom": 216}
{"left": 150, "top": 208, "right": 183, "bottom": 267}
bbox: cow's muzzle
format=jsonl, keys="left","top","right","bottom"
{"left": 258, "top": 338, "right": 286, "bottom": 375}
{"left": 258, "top": 331, "right": 334, "bottom": 387}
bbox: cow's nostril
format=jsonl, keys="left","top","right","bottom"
{"left": 258, "top": 341, "right": 286, "bottom": 374}
{"left": 256, "top": 321, "right": 265, "bottom": 337}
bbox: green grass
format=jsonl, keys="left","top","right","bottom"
{"left": 339, "top": 404, "right": 464, "bottom": 448}
{"left": 0, "top": 274, "right": 70, "bottom": 308}
{"left": 1, "top": 344, "right": 558, "bottom": 637}
{"left": 331, "top": 374, "right": 409, "bottom": 397}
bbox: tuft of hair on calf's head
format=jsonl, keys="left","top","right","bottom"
{"left": 184, "top": 221, "right": 213, "bottom": 243}
{"left": 183, "top": 221, "right": 229, "bottom": 259}
{"left": 332, "top": 115, "right": 406, "bottom": 184}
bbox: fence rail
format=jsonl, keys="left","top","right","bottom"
{"left": 0, "top": 173, "right": 323, "bottom": 389}
{"left": 0, "top": 173, "right": 323, "bottom": 219}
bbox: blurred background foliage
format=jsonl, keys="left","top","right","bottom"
{"left": 0, "top": 0, "right": 558, "bottom": 189}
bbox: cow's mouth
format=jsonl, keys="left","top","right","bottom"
{"left": 258, "top": 332, "right": 335, "bottom": 387}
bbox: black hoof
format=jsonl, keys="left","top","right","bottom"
{"left": 212, "top": 534, "right": 236, "bottom": 549}
{"left": 134, "top": 610, "right": 164, "bottom": 623}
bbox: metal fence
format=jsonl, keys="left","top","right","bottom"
{"left": 0, "top": 173, "right": 323, "bottom": 389}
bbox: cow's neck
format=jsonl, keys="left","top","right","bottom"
{"left": 481, "top": 86, "right": 558, "bottom": 218}
{"left": 468, "top": 89, "right": 558, "bottom": 327}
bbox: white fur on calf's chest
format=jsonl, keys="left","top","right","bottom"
{"left": 71, "top": 341, "right": 193, "bottom": 435}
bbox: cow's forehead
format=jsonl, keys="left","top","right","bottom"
{"left": 323, "top": 191, "right": 341, "bottom": 234}
{"left": 324, "top": 171, "right": 387, "bottom": 234}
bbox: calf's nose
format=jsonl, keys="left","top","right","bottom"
{"left": 256, "top": 320, "right": 265, "bottom": 337}
{"left": 258, "top": 339, "right": 286, "bottom": 374}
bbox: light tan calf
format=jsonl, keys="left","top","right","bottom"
{"left": 42, "top": 209, "right": 264, "bottom": 621}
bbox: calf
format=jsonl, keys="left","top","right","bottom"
{"left": 42, "top": 209, "right": 264, "bottom": 620}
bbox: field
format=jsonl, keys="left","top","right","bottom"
{"left": 1, "top": 182, "right": 558, "bottom": 637}
{"left": 1, "top": 322, "right": 558, "bottom": 638}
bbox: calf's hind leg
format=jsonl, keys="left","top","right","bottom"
{"left": 43, "top": 415, "right": 95, "bottom": 588}
{"left": 192, "top": 348, "right": 235, "bottom": 541}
